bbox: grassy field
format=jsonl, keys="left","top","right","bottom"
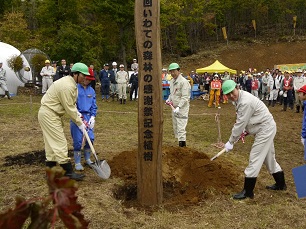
{"left": 0, "top": 94, "right": 306, "bottom": 229}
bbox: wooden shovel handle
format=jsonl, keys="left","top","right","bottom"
{"left": 83, "top": 129, "right": 96, "bottom": 155}
{"left": 210, "top": 148, "right": 226, "bottom": 161}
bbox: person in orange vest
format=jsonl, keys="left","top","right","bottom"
{"left": 208, "top": 74, "right": 222, "bottom": 108}
{"left": 251, "top": 75, "right": 260, "bottom": 98}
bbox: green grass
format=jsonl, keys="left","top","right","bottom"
{"left": 1, "top": 94, "right": 306, "bottom": 228}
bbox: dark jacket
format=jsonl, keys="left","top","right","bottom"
{"left": 109, "top": 69, "right": 117, "bottom": 84}
{"left": 99, "top": 69, "right": 110, "bottom": 84}
{"left": 129, "top": 73, "right": 138, "bottom": 86}
{"left": 58, "top": 65, "right": 70, "bottom": 79}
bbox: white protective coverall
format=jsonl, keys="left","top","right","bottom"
{"left": 116, "top": 70, "right": 129, "bottom": 100}
{"left": 228, "top": 90, "right": 282, "bottom": 177}
{"left": 38, "top": 76, "right": 83, "bottom": 164}
{"left": 168, "top": 74, "right": 191, "bottom": 141}
{"left": 40, "top": 65, "right": 55, "bottom": 94}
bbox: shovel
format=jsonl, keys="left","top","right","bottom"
{"left": 210, "top": 148, "right": 226, "bottom": 161}
{"left": 83, "top": 129, "right": 111, "bottom": 179}
{"left": 210, "top": 130, "right": 249, "bottom": 161}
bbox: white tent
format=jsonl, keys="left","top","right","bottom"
{"left": 0, "top": 42, "right": 32, "bottom": 95}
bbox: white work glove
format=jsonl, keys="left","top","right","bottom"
{"left": 173, "top": 107, "right": 180, "bottom": 114}
{"left": 78, "top": 123, "right": 86, "bottom": 133}
{"left": 88, "top": 116, "right": 95, "bottom": 129}
{"left": 301, "top": 136, "right": 305, "bottom": 146}
{"left": 224, "top": 141, "right": 234, "bottom": 152}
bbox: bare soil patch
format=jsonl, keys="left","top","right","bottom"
{"left": 110, "top": 146, "right": 240, "bottom": 208}
{"left": 172, "top": 39, "right": 306, "bottom": 73}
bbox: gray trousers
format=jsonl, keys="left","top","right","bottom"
{"left": 245, "top": 122, "right": 282, "bottom": 177}
{"left": 0, "top": 79, "right": 8, "bottom": 92}
{"left": 172, "top": 111, "right": 188, "bottom": 141}
{"left": 42, "top": 77, "right": 53, "bottom": 94}
{"left": 117, "top": 83, "right": 127, "bottom": 99}
{"left": 295, "top": 90, "right": 302, "bottom": 107}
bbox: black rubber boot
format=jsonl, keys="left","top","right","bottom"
{"left": 282, "top": 105, "right": 287, "bottom": 111}
{"left": 266, "top": 171, "right": 287, "bottom": 190}
{"left": 120, "top": 99, "right": 122, "bottom": 104}
{"left": 268, "top": 100, "right": 271, "bottom": 107}
{"left": 5, "top": 91, "right": 11, "bottom": 99}
{"left": 179, "top": 141, "right": 186, "bottom": 147}
{"left": 272, "top": 100, "right": 276, "bottom": 107}
{"left": 233, "top": 177, "right": 257, "bottom": 200}
{"left": 123, "top": 99, "right": 126, "bottom": 104}
{"left": 296, "top": 105, "right": 300, "bottom": 113}
{"left": 60, "top": 162, "right": 85, "bottom": 181}
{"left": 46, "top": 161, "right": 57, "bottom": 168}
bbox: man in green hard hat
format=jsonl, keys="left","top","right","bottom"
{"left": 166, "top": 63, "right": 191, "bottom": 147}
{"left": 222, "top": 80, "right": 286, "bottom": 200}
{"left": 38, "top": 62, "right": 90, "bottom": 181}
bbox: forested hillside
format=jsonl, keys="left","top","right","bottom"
{"left": 0, "top": 0, "right": 306, "bottom": 68}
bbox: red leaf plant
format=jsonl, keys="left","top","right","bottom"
{"left": 0, "top": 167, "right": 89, "bottom": 229}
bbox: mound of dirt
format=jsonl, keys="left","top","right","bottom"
{"left": 110, "top": 146, "right": 241, "bottom": 206}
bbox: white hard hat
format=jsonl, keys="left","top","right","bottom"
{"left": 119, "top": 64, "right": 124, "bottom": 68}
{"left": 112, "top": 62, "right": 117, "bottom": 66}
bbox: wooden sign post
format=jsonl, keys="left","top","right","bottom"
{"left": 135, "top": 0, "right": 163, "bottom": 205}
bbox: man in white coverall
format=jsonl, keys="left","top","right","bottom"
{"left": 40, "top": 59, "right": 55, "bottom": 94}
{"left": 166, "top": 63, "right": 191, "bottom": 147}
{"left": 222, "top": 80, "right": 286, "bottom": 200}
{"left": 116, "top": 64, "right": 129, "bottom": 104}
{"left": 38, "top": 62, "right": 89, "bottom": 181}
{"left": 0, "top": 61, "right": 12, "bottom": 99}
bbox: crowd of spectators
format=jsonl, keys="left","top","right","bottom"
{"left": 162, "top": 67, "right": 306, "bottom": 112}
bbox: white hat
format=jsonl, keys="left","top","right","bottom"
{"left": 133, "top": 59, "right": 137, "bottom": 61}
{"left": 296, "top": 69, "right": 303, "bottom": 73}
{"left": 112, "top": 62, "right": 117, "bottom": 66}
{"left": 119, "top": 64, "right": 124, "bottom": 68}
{"left": 0, "top": 61, "right": 3, "bottom": 64}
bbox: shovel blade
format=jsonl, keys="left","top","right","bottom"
{"left": 89, "top": 160, "right": 111, "bottom": 179}
{"left": 292, "top": 164, "right": 306, "bottom": 198}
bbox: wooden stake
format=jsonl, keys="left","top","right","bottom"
{"left": 135, "top": 0, "right": 163, "bottom": 205}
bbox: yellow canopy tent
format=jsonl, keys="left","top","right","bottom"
{"left": 196, "top": 60, "right": 237, "bottom": 74}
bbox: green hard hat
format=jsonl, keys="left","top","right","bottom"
{"left": 222, "top": 79, "right": 236, "bottom": 94}
{"left": 71, "top": 62, "right": 90, "bottom": 75}
{"left": 168, "top": 63, "right": 180, "bottom": 71}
